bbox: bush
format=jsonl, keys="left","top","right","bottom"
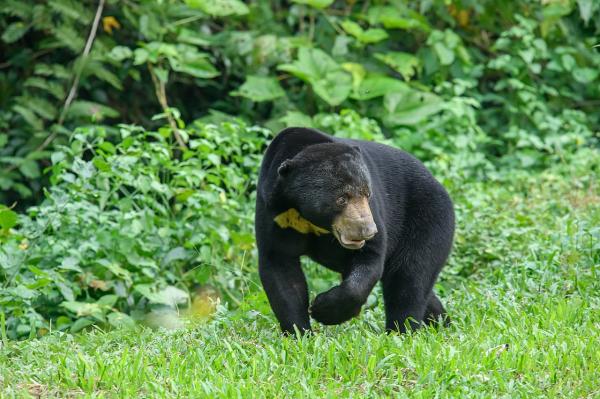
{"left": 0, "top": 120, "right": 270, "bottom": 339}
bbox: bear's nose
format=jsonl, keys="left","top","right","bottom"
{"left": 361, "top": 223, "right": 378, "bottom": 240}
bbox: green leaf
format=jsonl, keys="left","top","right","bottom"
{"left": 185, "top": 0, "right": 249, "bottom": 16}
{"left": 367, "top": 6, "right": 430, "bottom": 32}
{"left": 96, "top": 294, "right": 118, "bottom": 308}
{"left": 351, "top": 75, "right": 409, "bottom": 101}
{"left": 92, "top": 156, "right": 111, "bottom": 172}
{"left": 108, "top": 46, "right": 133, "bottom": 62}
{"left": 342, "top": 62, "right": 366, "bottom": 91}
{"left": 162, "top": 247, "right": 188, "bottom": 265}
{"left": 19, "top": 159, "right": 40, "bottom": 179}
{"left": 0, "top": 134, "right": 7, "bottom": 149}
{"left": 62, "top": 301, "right": 102, "bottom": 317}
{"left": 1, "top": 22, "right": 29, "bottom": 43}
{"left": 359, "top": 29, "right": 389, "bottom": 44}
{"left": 98, "top": 141, "right": 116, "bottom": 154}
{"left": 0, "top": 207, "right": 18, "bottom": 230}
{"left": 231, "top": 76, "right": 285, "bottom": 102}
{"left": 29, "top": 97, "right": 57, "bottom": 120}
{"left": 278, "top": 48, "right": 351, "bottom": 106}
{"left": 383, "top": 91, "right": 443, "bottom": 126}
{"left": 341, "top": 20, "right": 388, "bottom": 44}
{"left": 12, "top": 105, "right": 43, "bottom": 130}
{"left": 374, "top": 52, "right": 420, "bottom": 81}
{"left": 70, "top": 317, "right": 94, "bottom": 333}
{"left": 66, "top": 101, "right": 119, "bottom": 121}
{"left": 279, "top": 111, "right": 314, "bottom": 128}
{"left": 433, "top": 42, "right": 455, "bottom": 66}
{"left": 176, "top": 28, "right": 212, "bottom": 47}
{"left": 573, "top": 67, "right": 599, "bottom": 84}
{"left": 170, "top": 54, "right": 219, "bottom": 79}
{"left": 107, "top": 312, "right": 136, "bottom": 329}
{"left": 135, "top": 285, "right": 189, "bottom": 307}
{"left": 90, "top": 63, "right": 123, "bottom": 90}
{"left": 577, "top": 0, "right": 595, "bottom": 25}
{"left": 23, "top": 77, "right": 65, "bottom": 100}
{"left": 291, "top": 0, "right": 334, "bottom": 9}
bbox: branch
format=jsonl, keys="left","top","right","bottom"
{"left": 147, "top": 63, "right": 188, "bottom": 151}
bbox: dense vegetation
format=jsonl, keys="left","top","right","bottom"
{"left": 0, "top": 2, "right": 599, "bottom": 394}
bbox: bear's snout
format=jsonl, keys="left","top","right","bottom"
{"left": 332, "top": 196, "right": 378, "bottom": 249}
{"left": 360, "top": 222, "right": 378, "bottom": 240}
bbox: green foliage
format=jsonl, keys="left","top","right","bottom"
{"left": 0, "top": 120, "right": 269, "bottom": 338}
{"left": 2, "top": 0, "right": 599, "bottom": 206}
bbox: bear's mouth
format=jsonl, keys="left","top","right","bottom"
{"left": 333, "top": 229, "right": 366, "bottom": 250}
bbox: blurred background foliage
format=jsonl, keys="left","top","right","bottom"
{"left": 0, "top": 0, "right": 599, "bottom": 338}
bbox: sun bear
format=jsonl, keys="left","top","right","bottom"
{"left": 255, "top": 127, "right": 454, "bottom": 334}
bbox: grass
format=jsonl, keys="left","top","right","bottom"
{"left": 1, "top": 154, "right": 599, "bottom": 398}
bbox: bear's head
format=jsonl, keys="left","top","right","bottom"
{"left": 277, "top": 142, "right": 378, "bottom": 250}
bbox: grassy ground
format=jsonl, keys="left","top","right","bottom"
{"left": 1, "top": 155, "right": 599, "bottom": 398}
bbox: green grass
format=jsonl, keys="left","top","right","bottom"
{"left": 1, "top": 156, "right": 599, "bottom": 398}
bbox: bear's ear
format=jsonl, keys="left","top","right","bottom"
{"left": 277, "top": 159, "right": 293, "bottom": 177}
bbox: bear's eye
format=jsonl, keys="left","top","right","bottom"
{"left": 336, "top": 196, "right": 348, "bottom": 207}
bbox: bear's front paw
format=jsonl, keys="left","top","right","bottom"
{"left": 309, "top": 287, "right": 362, "bottom": 325}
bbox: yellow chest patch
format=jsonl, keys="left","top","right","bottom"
{"left": 274, "top": 208, "right": 330, "bottom": 236}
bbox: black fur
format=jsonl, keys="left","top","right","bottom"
{"left": 255, "top": 128, "right": 455, "bottom": 334}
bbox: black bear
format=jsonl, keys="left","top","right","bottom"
{"left": 255, "top": 127, "right": 454, "bottom": 334}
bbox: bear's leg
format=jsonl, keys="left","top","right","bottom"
{"left": 381, "top": 271, "right": 430, "bottom": 333}
{"left": 424, "top": 292, "right": 450, "bottom": 327}
{"left": 258, "top": 255, "right": 311, "bottom": 335}
{"left": 310, "top": 252, "right": 384, "bottom": 325}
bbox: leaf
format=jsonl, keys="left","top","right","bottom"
{"left": 231, "top": 75, "right": 285, "bottom": 102}
{"left": 90, "top": 63, "right": 123, "bottom": 90}
{"left": 341, "top": 20, "right": 388, "bottom": 44}
{"left": 96, "top": 294, "right": 118, "bottom": 308}
{"left": 577, "top": 0, "right": 595, "bottom": 25}
{"left": 12, "top": 105, "right": 42, "bottom": 130}
{"left": 383, "top": 91, "right": 443, "bottom": 126}
{"left": 135, "top": 284, "right": 189, "bottom": 307}
{"left": 433, "top": 42, "right": 455, "bottom": 66}
{"left": 291, "top": 0, "right": 334, "bottom": 9}
{"left": 177, "top": 28, "right": 212, "bottom": 47}
{"left": 170, "top": 54, "right": 219, "bottom": 79}
{"left": 19, "top": 159, "right": 40, "bottom": 179}
{"left": 29, "top": 97, "right": 57, "bottom": 120}
{"left": 0, "top": 134, "right": 7, "bottom": 148}
{"left": 342, "top": 62, "right": 366, "bottom": 91}
{"left": 573, "top": 67, "right": 599, "bottom": 84}
{"left": 59, "top": 256, "right": 82, "bottom": 272}
{"left": 2, "top": 22, "right": 29, "bottom": 43}
{"left": 70, "top": 317, "right": 94, "bottom": 333}
{"left": 66, "top": 101, "right": 119, "bottom": 121}
{"left": 162, "top": 247, "right": 188, "bottom": 266}
{"left": 107, "top": 312, "right": 136, "bottom": 329}
{"left": 278, "top": 48, "right": 351, "bottom": 106}
{"left": 351, "top": 75, "right": 409, "bottom": 101}
{"left": 367, "top": 6, "right": 430, "bottom": 32}
{"left": 374, "top": 52, "right": 420, "bottom": 81}
{"left": 108, "top": 46, "right": 133, "bottom": 62}
{"left": 0, "top": 207, "right": 18, "bottom": 230}
{"left": 62, "top": 301, "right": 102, "bottom": 317}
{"left": 279, "top": 111, "right": 314, "bottom": 127}
{"left": 185, "top": 0, "right": 249, "bottom": 16}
